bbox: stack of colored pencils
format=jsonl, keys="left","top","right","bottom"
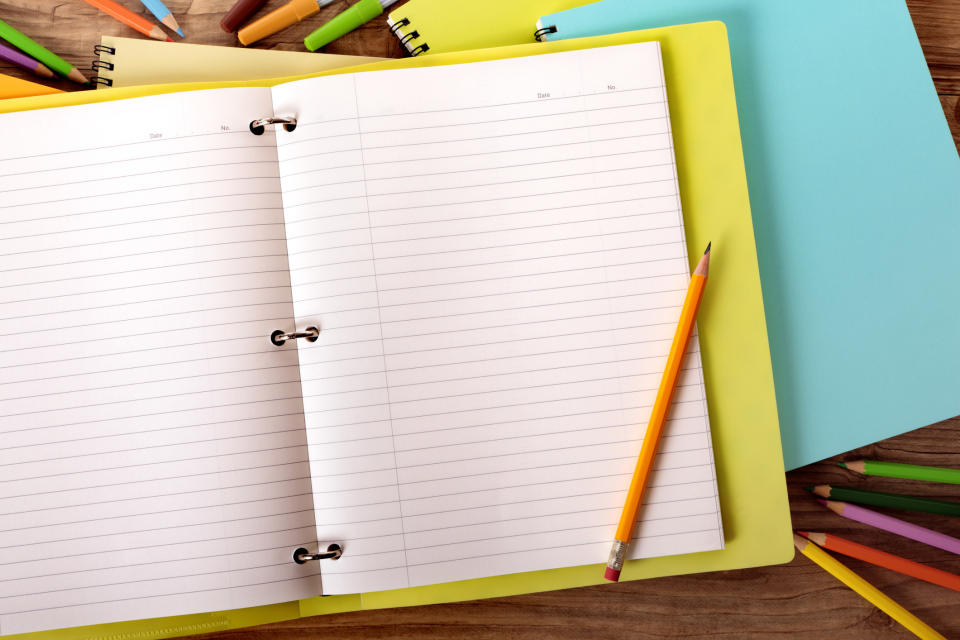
{"left": 796, "top": 460, "right": 960, "bottom": 640}
{"left": 81, "top": 0, "right": 184, "bottom": 41}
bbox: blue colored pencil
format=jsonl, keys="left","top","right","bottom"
{"left": 139, "top": 0, "right": 184, "bottom": 37}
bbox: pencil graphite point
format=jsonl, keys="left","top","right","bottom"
{"left": 704, "top": 241, "right": 711, "bottom": 254}
{"left": 796, "top": 530, "right": 809, "bottom": 538}
{"left": 838, "top": 462, "right": 848, "bottom": 469}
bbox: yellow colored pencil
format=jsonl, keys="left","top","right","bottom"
{"left": 794, "top": 534, "right": 947, "bottom": 640}
{"left": 604, "top": 242, "right": 711, "bottom": 581}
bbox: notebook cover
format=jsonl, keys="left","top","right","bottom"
{"left": 0, "top": 72, "right": 62, "bottom": 100}
{"left": 386, "top": 0, "right": 587, "bottom": 55}
{"left": 94, "top": 36, "right": 384, "bottom": 89}
{"left": 1, "top": 20, "right": 791, "bottom": 637}
{"left": 536, "top": 0, "right": 960, "bottom": 470}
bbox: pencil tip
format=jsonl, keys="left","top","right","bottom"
{"left": 67, "top": 67, "right": 89, "bottom": 84}
{"left": 837, "top": 462, "right": 848, "bottom": 469}
{"left": 167, "top": 37, "right": 174, "bottom": 42}
{"left": 802, "top": 486, "right": 814, "bottom": 491}
{"left": 795, "top": 530, "right": 809, "bottom": 538}
{"left": 704, "top": 241, "right": 711, "bottom": 254}
{"left": 176, "top": 29, "right": 185, "bottom": 37}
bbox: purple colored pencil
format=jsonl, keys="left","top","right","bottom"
{"left": 0, "top": 40, "right": 54, "bottom": 78}
{"left": 820, "top": 499, "right": 960, "bottom": 555}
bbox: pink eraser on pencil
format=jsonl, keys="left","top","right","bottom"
{"left": 604, "top": 567, "right": 621, "bottom": 582}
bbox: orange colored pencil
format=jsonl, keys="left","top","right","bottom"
{"left": 82, "top": 0, "right": 172, "bottom": 42}
{"left": 797, "top": 531, "right": 960, "bottom": 593}
{"left": 604, "top": 242, "right": 711, "bottom": 582}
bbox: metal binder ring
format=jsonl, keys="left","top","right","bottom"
{"left": 270, "top": 326, "right": 320, "bottom": 346}
{"left": 293, "top": 544, "right": 343, "bottom": 564}
{"left": 249, "top": 116, "right": 298, "bottom": 135}
{"left": 534, "top": 25, "right": 558, "bottom": 41}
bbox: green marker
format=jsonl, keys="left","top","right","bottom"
{"left": 0, "top": 18, "right": 88, "bottom": 84}
{"left": 304, "top": 0, "right": 400, "bottom": 51}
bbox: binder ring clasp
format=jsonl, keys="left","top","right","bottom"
{"left": 249, "top": 116, "right": 298, "bottom": 135}
{"left": 294, "top": 544, "right": 343, "bottom": 564}
{"left": 271, "top": 326, "right": 320, "bottom": 346}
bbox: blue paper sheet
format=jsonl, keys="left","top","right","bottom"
{"left": 539, "top": 0, "right": 960, "bottom": 469}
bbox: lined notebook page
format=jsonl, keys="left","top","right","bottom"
{"left": 272, "top": 42, "right": 722, "bottom": 594}
{"left": 0, "top": 90, "right": 322, "bottom": 635}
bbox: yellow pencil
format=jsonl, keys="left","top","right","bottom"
{"left": 604, "top": 242, "right": 711, "bottom": 581}
{"left": 794, "top": 534, "right": 947, "bottom": 640}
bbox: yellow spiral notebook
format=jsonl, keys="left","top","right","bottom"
{"left": 1, "top": 21, "right": 790, "bottom": 640}
{"left": 91, "top": 37, "right": 383, "bottom": 88}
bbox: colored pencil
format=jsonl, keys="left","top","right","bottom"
{"left": 82, "top": 0, "right": 172, "bottom": 42}
{"left": 841, "top": 460, "right": 960, "bottom": 486}
{"left": 797, "top": 531, "right": 960, "bottom": 593}
{"left": 808, "top": 484, "right": 960, "bottom": 518}
{"left": 819, "top": 499, "right": 960, "bottom": 555}
{"left": 139, "top": 0, "right": 184, "bottom": 37}
{"left": 604, "top": 242, "right": 711, "bottom": 582}
{"left": 793, "top": 534, "right": 947, "bottom": 640}
{"left": 0, "top": 18, "right": 87, "bottom": 84}
{"left": 0, "top": 41, "right": 54, "bottom": 78}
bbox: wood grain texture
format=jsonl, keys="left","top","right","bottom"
{"left": 0, "top": 1, "right": 958, "bottom": 637}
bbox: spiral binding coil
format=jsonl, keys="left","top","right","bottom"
{"left": 249, "top": 116, "right": 298, "bottom": 135}
{"left": 410, "top": 43, "right": 430, "bottom": 56}
{"left": 270, "top": 326, "right": 320, "bottom": 346}
{"left": 389, "top": 17, "right": 410, "bottom": 35}
{"left": 534, "top": 25, "right": 558, "bottom": 41}
{"left": 293, "top": 544, "right": 343, "bottom": 564}
{"left": 399, "top": 30, "right": 420, "bottom": 48}
{"left": 90, "top": 44, "right": 117, "bottom": 88}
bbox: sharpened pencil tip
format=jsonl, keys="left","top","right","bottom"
{"left": 803, "top": 486, "right": 814, "bottom": 492}
{"left": 837, "top": 462, "right": 848, "bottom": 469}
{"left": 704, "top": 241, "right": 711, "bottom": 254}
{"left": 166, "top": 37, "right": 174, "bottom": 42}
{"left": 795, "top": 530, "right": 809, "bottom": 538}
{"left": 176, "top": 29, "right": 185, "bottom": 37}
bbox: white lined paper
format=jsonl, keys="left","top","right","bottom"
{"left": 271, "top": 42, "right": 721, "bottom": 594}
{"left": 0, "top": 89, "right": 322, "bottom": 635}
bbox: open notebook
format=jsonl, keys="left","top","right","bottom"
{"left": 0, "top": 41, "right": 722, "bottom": 635}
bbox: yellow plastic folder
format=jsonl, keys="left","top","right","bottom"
{"left": 2, "top": 21, "right": 791, "bottom": 640}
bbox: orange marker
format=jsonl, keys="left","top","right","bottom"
{"left": 797, "top": 531, "right": 960, "bottom": 593}
{"left": 604, "top": 242, "right": 711, "bottom": 582}
{"left": 238, "top": 0, "right": 334, "bottom": 46}
{"left": 82, "top": 0, "right": 172, "bottom": 42}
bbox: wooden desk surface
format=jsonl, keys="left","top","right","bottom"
{"left": 1, "top": 1, "right": 958, "bottom": 637}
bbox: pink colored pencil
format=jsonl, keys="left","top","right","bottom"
{"left": 820, "top": 499, "right": 960, "bottom": 555}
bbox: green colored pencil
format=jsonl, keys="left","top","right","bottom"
{"left": 0, "top": 18, "right": 87, "bottom": 84}
{"left": 807, "top": 485, "right": 960, "bottom": 518}
{"left": 841, "top": 460, "right": 960, "bottom": 486}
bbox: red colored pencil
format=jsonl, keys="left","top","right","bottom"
{"left": 82, "top": 0, "right": 173, "bottom": 42}
{"left": 797, "top": 531, "right": 960, "bottom": 593}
